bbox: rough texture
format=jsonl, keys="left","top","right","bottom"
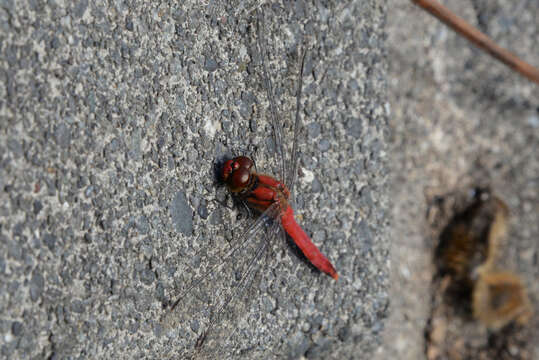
{"left": 379, "top": 1, "right": 538, "bottom": 359}
{"left": 0, "top": 1, "right": 389, "bottom": 359}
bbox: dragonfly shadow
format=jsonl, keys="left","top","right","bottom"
{"left": 213, "top": 156, "right": 230, "bottom": 185}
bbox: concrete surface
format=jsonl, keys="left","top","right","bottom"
{"left": 0, "top": 1, "right": 389, "bottom": 359}
{"left": 378, "top": 0, "right": 538, "bottom": 359}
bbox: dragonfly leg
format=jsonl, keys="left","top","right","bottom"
{"left": 211, "top": 197, "right": 234, "bottom": 211}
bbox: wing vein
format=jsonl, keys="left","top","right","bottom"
{"left": 168, "top": 202, "right": 279, "bottom": 312}
{"left": 288, "top": 48, "right": 306, "bottom": 196}
{"left": 256, "top": 8, "right": 287, "bottom": 183}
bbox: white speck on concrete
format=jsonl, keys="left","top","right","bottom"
{"left": 204, "top": 119, "right": 217, "bottom": 138}
{"left": 301, "top": 167, "right": 314, "bottom": 183}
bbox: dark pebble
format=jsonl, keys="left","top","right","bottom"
{"left": 73, "top": 0, "right": 88, "bottom": 18}
{"left": 136, "top": 215, "right": 150, "bottom": 234}
{"left": 29, "top": 272, "right": 44, "bottom": 301}
{"left": 197, "top": 203, "right": 209, "bottom": 219}
{"left": 11, "top": 321, "right": 23, "bottom": 336}
{"left": 204, "top": 57, "right": 218, "bottom": 72}
{"left": 42, "top": 233, "right": 56, "bottom": 251}
{"left": 126, "top": 18, "right": 134, "bottom": 31}
{"left": 307, "top": 122, "right": 321, "bottom": 139}
{"left": 140, "top": 268, "right": 156, "bottom": 285}
{"left": 358, "top": 220, "right": 372, "bottom": 242}
{"left": 317, "top": 139, "right": 330, "bottom": 152}
{"left": 311, "top": 177, "right": 323, "bottom": 193}
{"left": 54, "top": 123, "right": 71, "bottom": 148}
{"left": 337, "top": 325, "right": 350, "bottom": 341}
{"left": 7, "top": 238, "right": 23, "bottom": 260}
{"left": 71, "top": 299, "right": 84, "bottom": 313}
{"left": 7, "top": 139, "right": 23, "bottom": 157}
{"left": 169, "top": 191, "right": 193, "bottom": 235}
{"left": 346, "top": 117, "right": 362, "bottom": 138}
{"left": 209, "top": 208, "right": 222, "bottom": 225}
{"left": 33, "top": 200, "right": 43, "bottom": 215}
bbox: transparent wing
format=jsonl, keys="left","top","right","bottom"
{"left": 170, "top": 213, "right": 281, "bottom": 357}
{"left": 165, "top": 202, "right": 280, "bottom": 315}
{"left": 288, "top": 49, "right": 307, "bottom": 197}
{"left": 197, "top": 223, "right": 274, "bottom": 353}
{"left": 256, "top": 8, "right": 287, "bottom": 184}
{"left": 161, "top": 203, "right": 281, "bottom": 358}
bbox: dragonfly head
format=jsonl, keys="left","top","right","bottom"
{"left": 222, "top": 156, "right": 254, "bottom": 193}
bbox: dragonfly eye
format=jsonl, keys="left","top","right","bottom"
{"left": 229, "top": 167, "right": 251, "bottom": 192}
{"left": 234, "top": 156, "right": 254, "bottom": 171}
{"left": 222, "top": 156, "right": 254, "bottom": 192}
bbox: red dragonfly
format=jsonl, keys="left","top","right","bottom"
{"left": 163, "top": 9, "right": 337, "bottom": 355}
{"left": 221, "top": 156, "right": 338, "bottom": 280}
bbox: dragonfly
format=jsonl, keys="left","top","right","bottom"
{"left": 162, "top": 8, "right": 338, "bottom": 356}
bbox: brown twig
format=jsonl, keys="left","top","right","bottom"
{"left": 412, "top": 0, "right": 539, "bottom": 84}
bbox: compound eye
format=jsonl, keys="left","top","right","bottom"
{"left": 234, "top": 156, "right": 254, "bottom": 172}
{"left": 229, "top": 167, "right": 251, "bottom": 192}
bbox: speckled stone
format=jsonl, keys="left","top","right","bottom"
{"left": 169, "top": 190, "right": 193, "bottom": 236}
{"left": 0, "top": 1, "right": 389, "bottom": 359}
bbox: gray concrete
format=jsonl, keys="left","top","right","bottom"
{"left": 0, "top": 1, "right": 389, "bottom": 359}
{"left": 378, "top": 1, "right": 538, "bottom": 359}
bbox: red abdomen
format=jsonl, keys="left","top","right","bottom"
{"left": 281, "top": 206, "right": 338, "bottom": 280}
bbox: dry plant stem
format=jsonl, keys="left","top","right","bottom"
{"left": 412, "top": 0, "right": 539, "bottom": 84}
